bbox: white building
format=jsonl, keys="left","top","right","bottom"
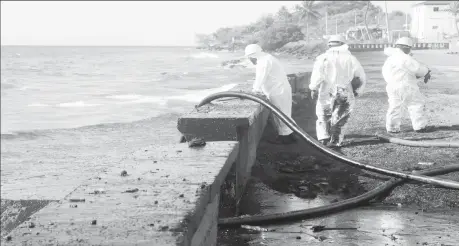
{"left": 410, "top": 1, "right": 458, "bottom": 41}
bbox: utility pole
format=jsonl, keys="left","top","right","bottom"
{"left": 355, "top": 11, "right": 357, "bottom": 27}
{"left": 385, "top": 0, "right": 391, "bottom": 43}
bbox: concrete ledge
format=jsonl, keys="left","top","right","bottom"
{"left": 3, "top": 142, "right": 239, "bottom": 246}
{"left": 177, "top": 84, "right": 270, "bottom": 208}
{"left": 177, "top": 84, "right": 266, "bottom": 142}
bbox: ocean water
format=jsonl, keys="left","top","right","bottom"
{"left": 0, "top": 46, "right": 259, "bottom": 202}
{"left": 1, "top": 46, "right": 252, "bottom": 134}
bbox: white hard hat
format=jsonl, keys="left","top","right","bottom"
{"left": 328, "top": 35, "right": 346, "bottom": 44}
{"left": 395, "top": 37, "right": 413, "bottom": 47}
{"left": 244, "top": 44, "right": 263, "bottom": 57}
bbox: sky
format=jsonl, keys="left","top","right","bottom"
{"left": 0, "top": 1, "right": 417, "bottom": 46}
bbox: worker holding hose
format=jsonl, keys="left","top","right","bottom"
{"left": 309, "top": 35, "right": 367, "bottom": 147}
{"left": 382, "top": 37, "right": 434, "bottom": 134}
{"left": 244, "top": 44, "right": 297, "bottom": 145}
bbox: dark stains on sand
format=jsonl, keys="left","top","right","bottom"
{"left": 0, "top": 200, "right": 54, "bottom": 237}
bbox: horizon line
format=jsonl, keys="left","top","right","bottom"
{"left": 1, "top": 44, "right": 199, "bottom": 48}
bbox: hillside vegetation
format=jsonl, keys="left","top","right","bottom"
{"left": 195, "top": 1, "right": 411, "bottom": 53}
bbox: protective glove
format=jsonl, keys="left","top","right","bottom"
{"left": 424, "top": 70, "right": 432, "bottom": 84}
{"left": 311, "top": 90, "right": 318, "bottom": 100}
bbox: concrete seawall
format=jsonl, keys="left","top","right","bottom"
{"left": 177, "top": 73, "right": 311, "bottom": 213}
{"left": 2, "top": 73, "right": 311, "bottom": 245}
{"left": 348, "top": 42, "right": 450, "bottom": 52}
{"left": 3, "top": 142, "right": 240, "bottom": 245}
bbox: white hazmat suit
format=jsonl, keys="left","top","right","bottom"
{"left": 245, "top": 44, "right": 294, "bottom": 137}
{"left": 382, "top": 47, "right": 430, "bottom": 132}
{"left": 309, "top": 43, "right": 366, "bottom": 145}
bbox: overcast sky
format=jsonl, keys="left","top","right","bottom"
{"left": 1, "top": 1, "right": 416, "bottom": 46}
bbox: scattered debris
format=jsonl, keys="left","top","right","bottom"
{"left": 121, "top": 170, "right": 128, "bottom": 176}
{"left": 91, "top": 220, "right": 97, "bottom": 225}
{"left": 123, "top": 188, "right": 139, "bottom": 193}
{"left": 311, "top": 225, "right": 357, "bottom": 232}
{"left": 69, "top": 198, "right": 86, "bottom": 203}
{"left": 316, "top": 235, "right": 327, "bottom": 241}
{"left": 28, "top": 222, "right": 35, "bottom": 228}
{"left": 89, "top": 188, "right": 106, "bottom": 195}
{"left": 188, "top": 137, "right": 206, "bottom": 148}
{"left": 70, "top": 204, "right": 78, "bottom": 208}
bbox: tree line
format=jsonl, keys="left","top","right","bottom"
{"left": 195, "top": 1, "right": 415, "bottom": 51}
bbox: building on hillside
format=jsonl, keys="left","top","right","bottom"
{"left": 410, "top": 1, "right": 458, "bottom": 42}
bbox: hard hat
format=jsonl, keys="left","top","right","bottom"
{"left": 328, "top": 35, "right": 346, "bottom": 44}
{"left": 244, "top": 44, "right": 263, "bottom": 57}
{"left": 395, "top": 37, "right": 413, "bottom": 47}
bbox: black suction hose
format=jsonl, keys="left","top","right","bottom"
{"left": 218, "top": 164, "right": 459, "bottom": 226}
{"left": 197, "top": 91, "right": 459, "bottom": 190}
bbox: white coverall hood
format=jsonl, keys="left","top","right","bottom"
{"left": 382, "top": 45, "right": 430, "bottom": 132}
{"left": 250, "top": 51, "right": 267, "bottom": 59}
{"left": 252, "top": 53, "right": 294, "bottom": 136}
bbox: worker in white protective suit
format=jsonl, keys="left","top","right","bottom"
{"left": 309, "top": 35, "right": 367, "bottom": 147}
{"left": 244, "top": 44, "right": 297, "bottom": 145}
{"left": 382, "top": 37, "right": 434, "bottom": 133}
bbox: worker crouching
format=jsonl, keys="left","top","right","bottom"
{"left": 309, "top": 35, "right": 367, "bottom": 147}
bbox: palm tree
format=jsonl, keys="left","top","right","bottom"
{"left": 296, "top": 1, "right": 322, "bottom": 41}
{"left": 445, "top": 1, "right": 459, "bottom": 36}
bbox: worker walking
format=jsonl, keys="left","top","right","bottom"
{"left": 244, "top": 44, "right": 297, "bottom": 145}
{"left": 382, "top": 37, "right": 434, "bottom": 133}
{"left": 309, "top": 35, "right": 367, "bottom": 147}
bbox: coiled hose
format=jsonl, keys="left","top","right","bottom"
{"left": 196, "top": 91, "right": 459, "bottom": 190}
{"left": 375, "top": 133, "right": 459, "bottom": 148}
{"left": 195, "top": 92, "right": 459, "bottom": 227}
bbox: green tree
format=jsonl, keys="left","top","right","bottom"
{"left": 296, "top": 1, "right": 322, "bottom": 40}
{"left": 276, "top": 6, "right": 293, "bottom": 23}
